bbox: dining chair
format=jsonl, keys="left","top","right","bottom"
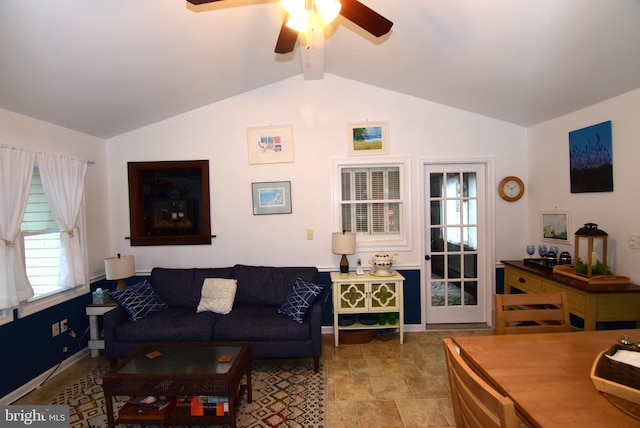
{"left": 443, "top": 338, "right": 518, "bottom": 428}
{"left": 493, "top": 292, "right": 571, "bottom": 335}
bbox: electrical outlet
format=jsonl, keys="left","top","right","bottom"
{"left": 62, "top": 346, "right": 69, "bottom": 353}
{"left": 629, "top": 235, "right": 640, "bottom": 250}
{"left": 51, "top": 322, "right": 60, "bottom": 337}
{"left": 60, "top": 319, "right": 68, "bottom": 333}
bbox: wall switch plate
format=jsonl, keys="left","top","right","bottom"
{"left": 306, "top": 229, "right": 313, "bottom": 240}
{"left": 51, "top": 322, "right": 60, "bottom": 337}
{"left": 630, "top": 234, "right": 640, "bottom": 250}
{"left": 60, "top": 319, "right": 68, "bottom": 333}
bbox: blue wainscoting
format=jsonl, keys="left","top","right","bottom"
{"left": 0, "top": 276, "right": 145, "bottom": 401}
{"left": 0, "top": 292, "right": 93, "bottom": 399}
{"left": 2, "top": 268, "right": 507, "bottom": 401}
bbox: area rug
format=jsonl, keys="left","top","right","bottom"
{"left": 50, "top": 361, "right": 325, "bottom": 428}
{"left": 431, "top": 282, "right": 476, "bottom": 306}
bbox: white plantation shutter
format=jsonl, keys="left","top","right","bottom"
{"left": 387, "top": 169, "right": 400, "bottom": 233}
{"left": 340, "top": 171, "right": 353, "bottom": 232}
{"left": 388, "top": 169, "right": 400, "bottom": 198}
{"left": 340, "top": 166, "right": 402, "bottom": 236}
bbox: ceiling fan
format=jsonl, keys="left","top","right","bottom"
{"left": 186, "top": 0, "right": 393, "bottom": 54}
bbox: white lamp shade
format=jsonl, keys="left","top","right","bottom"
{"left": 104, "top": 255, "right": 135, "bottom": 280}
{"left": 332, "top": 232, "right": 356, "bottom": 255}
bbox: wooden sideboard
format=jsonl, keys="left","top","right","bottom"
{"left": 502, "top": 260, "right": 640, "bottom": 330}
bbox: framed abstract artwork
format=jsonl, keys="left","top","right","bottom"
{"left": 247, "top": 125, "right": 294, "bottom": 164}
{"left": 568, "top": 120, "right": 613, "bottom": 193}
{"left": 251, "top": 181, "right": 292, "bottom": 215}
{"left": 347, "top": 121, "right": 389, "bottom": 156}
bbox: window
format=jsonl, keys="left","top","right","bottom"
{"left": 335, "top": 158, "right": 410, "bottom": 249}
{"left": 16, "top": 167, "right": 88, "bottom": 317}
{"left": 21, "top": 169, "right": 64, "bottom": 299}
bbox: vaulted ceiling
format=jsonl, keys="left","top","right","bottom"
{"left": 1, "top": 0, "right": 639, "bottom": 139}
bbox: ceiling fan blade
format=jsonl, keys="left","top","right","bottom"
{"left": 186, "top": 0, "right": 225, "bottom": 4}
{"left": 275, "top": 16, "right": 299, "bottom": 54}
{"left": 340, "top": 0, "right": 393, "bottom": 37}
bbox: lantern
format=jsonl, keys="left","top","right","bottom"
{"left": 574, "top": 223, "right": 608, "bottom": 276}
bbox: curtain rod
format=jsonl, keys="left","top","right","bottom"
{"left": 0, "top": 144, "right": 95, "bottom": 165}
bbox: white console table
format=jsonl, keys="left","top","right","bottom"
{"left": 85, "top": 302, "right": 117, "bottom": 357}
{"left": 330, "top": 271, "right": 404, "bottom": 347}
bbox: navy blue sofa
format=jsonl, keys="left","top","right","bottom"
{"left": 103, "top": 264, "right": 322, "bottom": 371}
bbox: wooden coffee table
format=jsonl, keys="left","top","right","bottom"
{"left": 102, "top": 342, "right": 252, "bottom": 428}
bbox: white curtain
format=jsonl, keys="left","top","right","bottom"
{"left": 36, "top": 153, "right": 88, "bottom": 288}
{"left": 0, "top": 147, "right": 36, "bottom": 309}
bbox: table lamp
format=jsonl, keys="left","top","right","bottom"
{"left": 332, "top": 231, "right": 356, "bottom": 274}
{"left": 104, "top": 254, "right": 135, "bottom": 289}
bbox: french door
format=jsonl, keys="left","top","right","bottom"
{"left": 423, "top": 163, "right": 489, "bottom": 324}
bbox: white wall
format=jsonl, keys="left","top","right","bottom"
{"left": 0, "top": 108, "right": 109, "bottom": 279}
{"left": 527, "top": 89, "right": 640, "bottom": 282}
{"left": 107, "top": 74, "right": 527, "bottom": 272}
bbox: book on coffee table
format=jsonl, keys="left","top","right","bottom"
{"left": 119, "top": 396, "right": 175, "bottom": 421}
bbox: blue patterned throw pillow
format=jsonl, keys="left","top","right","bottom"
{"left": 109, "top": 280, "right": 168, "bottom": 321}
{"left": 278, "top": 278, "right": 323, "bottom": 324}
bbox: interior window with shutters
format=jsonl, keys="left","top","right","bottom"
{"left": 21, "top": 169, "right": 64, "bottom": 298}
{"left": 338, "top": 163, "right": 407, "bottom": 248}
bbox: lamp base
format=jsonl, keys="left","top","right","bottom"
{"left": 116, "top": 279, "right": 128, "bottom": 290}
{"left": 340, "top": 254, "right": 349, "bottom": 274}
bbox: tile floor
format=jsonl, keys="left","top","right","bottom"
{"left": 325, "top": 329, "right": 493, "bottom": 428}
{"left": 14, "top": 328, "right": 494, "bottom": 427}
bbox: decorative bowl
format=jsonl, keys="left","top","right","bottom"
{"left": 369, "top": 250, "right": 398, "bottom": 275}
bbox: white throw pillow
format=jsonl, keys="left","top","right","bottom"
{"left": 196, "top": 278, "right": 238, "bottom": 314}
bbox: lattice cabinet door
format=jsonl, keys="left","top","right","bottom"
{"left": 370, "top": 281, "right": 400, "bottom": 310}
{"left": 338, "top": 282, "right": 367, "bottom": 311}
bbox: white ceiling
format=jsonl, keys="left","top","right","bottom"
{"left": 1, "top": 0, "right": 639, "bottom": 139}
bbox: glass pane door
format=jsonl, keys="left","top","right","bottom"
{"left": 424, "top": 164, "right": 486, "bottom": 324}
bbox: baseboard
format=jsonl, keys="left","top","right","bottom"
{"left": 322, "top": 323, "right": 427, "bottom": 335}
{"left": 0, "top": 348, "right": 90, "bottom": 405}
{"left": 425, "top": 322, "right": 491, "bottom": 330}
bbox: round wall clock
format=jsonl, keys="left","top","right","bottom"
{"left": 498, "top": 176, "right": 525, "bottom": 202}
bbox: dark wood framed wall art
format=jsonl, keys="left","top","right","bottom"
{"left": 127, "top": 160, "right": 212, "bottom": 246}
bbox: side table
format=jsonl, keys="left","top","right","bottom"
{"left": 86, "top": 302, "right": 117, "bottom": 357}
{"left": 330, "top": 271, "right": 405, "bottom": 346}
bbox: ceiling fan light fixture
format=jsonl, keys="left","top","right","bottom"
{"left": 315, "top": 0, "right": 341, "bottom": 24}
{"left": 281, "top": 0, "right": 305, "bottom": 15}
{"left": 286, "top": 9, "right": 310, "bottom": 33}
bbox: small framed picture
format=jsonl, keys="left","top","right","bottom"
{"left": 347, "top": 121, "right": 389, "bottom": 156}
{"left": 541, "top": 210, "right": 571, "bottom": 243}
{"left": 251, "top": 181, "right": 292, "bottom": 215}
{"left": 247, "top": 125, "right": 294, "bottom": 164}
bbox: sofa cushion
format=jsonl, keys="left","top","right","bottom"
{"left": 196, "top": 278, "right": 237, "bottom": 314}
{"left": 116, "top": 306, "right": 221, "bottom": 342}
{"left": 278, "top": 278, "right": 324, "bottom": 323}
{"left": 151, "top": 267, "right": 233, "bottom": 308}
{"left": 213, "top": 305, "right": 311, "bottom": 341}
{"left": 232, "top": 264, "right": 319, "bottom": 305}
{"left": 108, "top": 281, "right": 168, "bottom": 321}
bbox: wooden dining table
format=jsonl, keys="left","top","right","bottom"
{"left": 452, "top": 329, "right": 640, "bottom": 427}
